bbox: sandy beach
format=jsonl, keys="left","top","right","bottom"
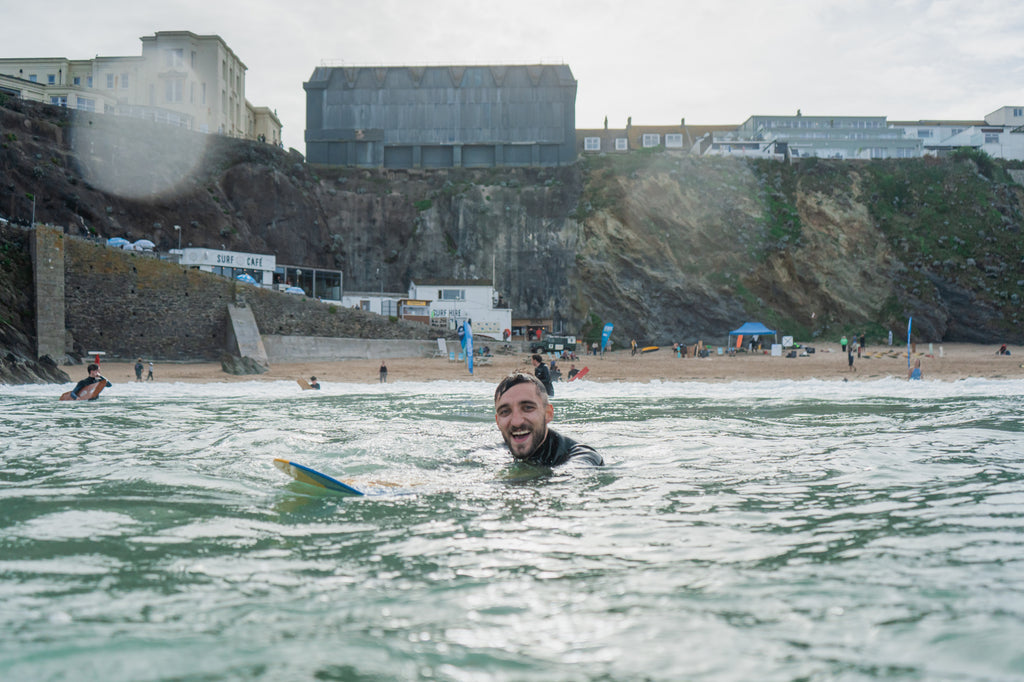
{"left": 95, "top": 342, "right": 1021, "bottom": 385}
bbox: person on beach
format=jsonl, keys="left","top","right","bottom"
{"left": 70, "top": 364, "right": 112, "bottom": 400}
{"left": 308, "top": 376, "right": 321, "bottom": 389}
{"left": 567, "top": 364, "right": 580, "bottom": 380}
{"left": 146, "top": 361, "right": 154, "bottom": 381}
{"left": 134, "top": 358, "right": 143, "bottom": 381}
{"left": 532, "top": 354, "right": 554, "bottom": 397}
{"left": 997, "top": 344, "right": 1011, "bottom": 356}
{"left": 908, "top": 359, "right": 922, "bottom": 380}
{"left": 494, "top": 372, "right": 602, "bottom": 467}
{"left": 848, "top": 345, "right": 856, "bottom": 372}
{"left": 379, "top": 361, "right": 388, "bottom": 383}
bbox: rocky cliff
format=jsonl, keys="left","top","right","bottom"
{"left": 2, "top": 96, "right": 1022, "bottom": 374}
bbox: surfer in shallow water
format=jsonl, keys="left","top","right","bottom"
{"left": 494, "top": 372, "right": 603, "bottom": 467}
{"left": 70, "top": 364, "right": 112, "bottom": 400}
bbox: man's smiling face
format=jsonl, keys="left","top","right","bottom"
{"left": 494, "top": 381, "right": 553, "bottom": 459}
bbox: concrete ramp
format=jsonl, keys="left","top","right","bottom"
{"left": 227, "top": 304, "right": 269, "bottom": 367}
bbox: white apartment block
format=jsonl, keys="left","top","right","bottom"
{"left": 891, "top": 107, "right": 1024, "bottom": 161}
{"left": 0, "top": 31, "right": 281, "bottom": 146}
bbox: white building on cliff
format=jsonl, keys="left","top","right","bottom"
{"left": 0, "top": 31, "right": 281, "bottom": 145}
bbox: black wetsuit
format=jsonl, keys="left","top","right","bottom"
{"left": 522, "top": 429, "right": 603, "bottom": 467}
{"left": 534, "top": 363, "right": 554, "bottom": 397}
{"left": 70, "top": 376, "right": 111, "bottom": 400}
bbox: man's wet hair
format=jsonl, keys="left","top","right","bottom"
{"left": 494, "top": 371, "right": 547, "bottom": 403}
{"left": 87, "top": 363, "right": 99, "bottom": 373}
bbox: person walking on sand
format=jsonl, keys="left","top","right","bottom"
{"left": 146, "top": 361, "right": 154, "bottom": 381}
{"left": 134, "top": 358, "right": 143, "bottom": 382}
{"left": 379, "top": 361, "right": 388, "bottom": 384}
{"left": 840, "top": 335, "right": 848, "bottom": 352}
{"left": 848, "top": 344, "right": 856, "bottom": 373}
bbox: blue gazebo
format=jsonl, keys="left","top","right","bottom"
{"left": 727, "top": 321, "right": 777, "bottom": 349}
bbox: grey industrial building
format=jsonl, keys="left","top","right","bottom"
{"left": 303, "top": 64, "right": 577, "bottom": 168}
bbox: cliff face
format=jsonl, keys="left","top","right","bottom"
{"left": 2, "top": 97, "right": 1022, "bottom": 367}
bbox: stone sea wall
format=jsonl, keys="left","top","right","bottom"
{"left": 61, "top": 236, "right": 447, "bottom": 363}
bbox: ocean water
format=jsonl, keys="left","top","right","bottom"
{"left": 1, "top": 377, "right": 1023, "bottom": 681}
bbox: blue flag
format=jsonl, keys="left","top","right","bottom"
{"left": 601, "top": 323, "right": 614, "bottom": 353}
{"left": 464, "top": 320, "right": 473, "bottom": 375}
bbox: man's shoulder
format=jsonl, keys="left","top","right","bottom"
{"left": 549, "top": 429, "right": 604, "bottom": 467}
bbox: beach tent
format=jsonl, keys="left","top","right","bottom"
{"left": 728, "top": 321, "right": 777, "bottom": 348}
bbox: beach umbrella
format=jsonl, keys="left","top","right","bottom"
{"left": 133, "top": 239, "right": 155, "bottom": 250}
{"left": 236, "top": 273, "right": 258, "bottom": 285}
{"left": 106, "top": 237, "right": 130, "bottom": 247}
{"left": 284, "top": 286, "right": 305, "bottom": 295}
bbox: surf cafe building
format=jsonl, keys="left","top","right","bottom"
{"left": 404, "top": 278, "right": 512, "bottom": 341}
{"left": 179, "top": 247, "right": 276, "bottom": 285}
{"left": 178, "top": 247, "right": 342, "bottom": 299}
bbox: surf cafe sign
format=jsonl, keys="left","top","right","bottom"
{"left": 180, "top": 248, "right": 276, "bottom": 272}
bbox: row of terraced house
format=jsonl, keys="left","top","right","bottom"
{"left": 3, "top": 31, "right": 1023, "bottom": 164}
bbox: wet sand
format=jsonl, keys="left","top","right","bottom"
{"left": 97, "top": 343, "right": 1021, "bottom": 385}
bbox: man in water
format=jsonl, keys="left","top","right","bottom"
{"left": 908, "top": 359, "right": 922, "bottom": 380}
{"left": 308, "top": 376, "right": 321, "bottom": 389}
{"left": 70, "top": 364, "right": 112, "bottom": 400}
{"left": 494, "top": 372, "right": 603, "bottom": 467}
{"left": 531, "top": 354, "right": 554, "bottom": 397}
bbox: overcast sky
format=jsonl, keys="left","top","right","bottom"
{"left": 4, "top": 0, "right": 1023, "bottom": 152}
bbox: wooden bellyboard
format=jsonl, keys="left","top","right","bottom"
{"left": 273, "top": 458, "right": 364, "bottom": 496}
{"left": 59, "top": 379, "right": 108, "bottom": 401}
{"left": 297, "top": 378, "right": 312, "bottom": 390}
{"left": 568, "top": 366, "right": 590, "bottom": 382}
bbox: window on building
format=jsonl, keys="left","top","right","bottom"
{"left": 86, "top": 76, "right": 92, "bottom": 88}
{"left": 121, "top": 73, "right": 129, "bottom": 89}
{"left": 439, "top": 289, "right": 465, "bottom": 301}
{"left": 47, "top": 74, "right": 56, "bottom": 85}
{"left": 584, "top": 137, "right": 601, "bottom": 151}
{"left": 76, "top": 97, "right": 95, "bottom": 112}
{"left": 190, "top": 51, "right": 196, "bottom": 69}
{"left": 165, "top": 78, "right": 184, "bottom": 102}
{"left": 950, "top": 128, "right": 964, "bottom": 136}
{"left": 1014, "top": 108, "right": 1023, "bottom": 117}
{"left": 642, "top": 133, "right": 660, "bottom": 148}
{"left": 985, "top": 133, "right": 1000, "bottom": 144}
{"left": 50, "top": 96, "right": 67, "bottom": 107}
{"left": 73, "top": 76, "right": 80, "bottom": 86}
{"left": 190, "top": 82, "right": 195, "bottom": 104}
{"left": 665, "top": 133, "right": 683, "bottom": 148}
{"left": 201, "top": 82, "right": 206, "bottom": 105}
{"left": 165, "top": 48, "right": 184, "bottom": 68}
{"left": 615, "top": 138, "right": 628, "bottom": 151}
{"left": 870, "top": 148, "right": 886, "bottom": 159}
{"left": 28, "top": 74, "right": 37, "bottom": 82}
{"left": 917, "top": 129, "right": 933, "bottom": 138}
{"left": 106, "top": 73, "right": 114, "bottom": 88}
